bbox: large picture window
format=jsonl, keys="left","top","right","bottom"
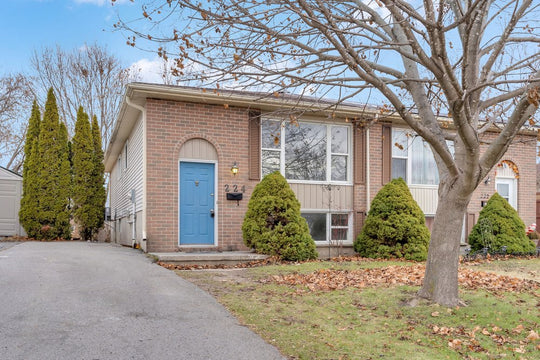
{"left": 261, "top": 120, "right": 351, "bottom": 182}
{"left": 391, "top": 129, "right": 453, "bottom": 186}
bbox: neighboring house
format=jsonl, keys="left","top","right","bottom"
{"left": 104, "top": 83, "right": 537, "bottom": 253}
{"left": 0, "top": 166, "right": 25, "bottom": 237}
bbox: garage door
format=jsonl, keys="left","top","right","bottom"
{"left": 0, "top": 179, "right": 20, "bottom": 236}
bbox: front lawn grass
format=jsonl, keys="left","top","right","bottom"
{"left": 462, "top": 257, "right": 539, "bottom": 282}
{"left": 177, "top": 258, "right": 539, "bottom": 360}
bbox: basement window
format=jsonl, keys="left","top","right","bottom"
{"left": 301, "top": 212, "right": 351, "bottom": 243}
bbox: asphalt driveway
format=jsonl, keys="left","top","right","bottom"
{"left": 0, "top": 242, "right": 284, "bottom": 360}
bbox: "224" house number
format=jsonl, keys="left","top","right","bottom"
{"left": 224, "top": 184, "right": 246, "bottom": 193}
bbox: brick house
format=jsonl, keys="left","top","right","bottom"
{"left": 104, "top": 82, "right": 537, "bottom": 254}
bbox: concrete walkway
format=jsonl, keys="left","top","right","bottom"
{"left": 0, "top": 242, "right": 284, "bottom": 360}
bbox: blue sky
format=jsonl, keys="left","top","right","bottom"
{"left": 0, "top": 0, "right": 161, "bottom": 79}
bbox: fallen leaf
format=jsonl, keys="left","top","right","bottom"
{"left": 448, "top": 339, "right": 462, "bottom": 349}
{"left": 526, "top": 330, "right": 539, "bottom": 341}
{"left": 431, "top": 311, "right": 440, "bottom": 317}
{"left": 513, "top": 324, "right": 524, "bottom": 334}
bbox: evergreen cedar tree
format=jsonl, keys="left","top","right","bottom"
{"left": 72, "top": 107, "right": 96, "bottom": 241}
{"left": 354, "top": 178, "right": 430, "bottom": 261}
{"left": 19, "top": 91, "right": 106, "bottom": 241}
{"left": 71, "top": 109, "right": 107, "bottom": 241}
{"left": 28, "top": 88, "right": 71, "bottom": 240}
{"left": 90, "top": 115, "right": 106, "bottom": 235}
{"left": 242, "top": 171, "right": 318, "bottom": 261}
{"left": 19, "top": 101, "right": 42, "bottom": 238}
{"left": 56, "top": 121, "right": 72, "bottom": 239}
{"left": 468, "top": 192, "right": 536, "bottom": 254}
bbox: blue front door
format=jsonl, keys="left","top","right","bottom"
{"left": 179, "top": 162, "right": 215, "bottom": 245}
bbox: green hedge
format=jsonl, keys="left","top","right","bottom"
{"left": 468, "top": 193, "right": 535, "bottom": 254}
{"left": 242, "top": 172, "right": 318, "bottom": 261}
{"left": 354, "top": 178, "right": 430, "bottom": 261}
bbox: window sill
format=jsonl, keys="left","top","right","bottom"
{"left": 286, "top": 180, "right": 353, "bottom": 186}
{"left": 408, "top": 184, "right": 439, "bottom": 189}
{"left": 315, "top": 241, "right": 353, "bottom": 246}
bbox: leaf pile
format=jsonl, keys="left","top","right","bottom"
{"left": 158, "top": 255, "right": 408, "bottom": 271}
{"left": 266, "top": 264, "right": 539, "bottom": 294}
{"left": 431, "top": 324, "right": 540, "bottom": 355}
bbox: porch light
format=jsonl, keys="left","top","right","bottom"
{"left": 231, "top": 162, "right": 239, "bottom": 176}
{"left": 484, "top": 176, "right": 491, "bottom": 185}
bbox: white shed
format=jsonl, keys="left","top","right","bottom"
{"left": 0, "top": 166, "right": 25, "bottom": 237}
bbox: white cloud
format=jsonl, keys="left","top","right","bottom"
{"left": 129, "top": 57, "right": 173, "bottom": 84}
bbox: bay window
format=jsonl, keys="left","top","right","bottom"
{"left": 261, "top": 119, "right": 351, "bottom": 182}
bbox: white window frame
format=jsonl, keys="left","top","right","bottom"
{"left": 391, "top": 129, "right": 409, "bottom": 183}
{"left": 261, "top": 118, "right": 352, "bottom": 184}
{"left": 495, "top": 177, "right": 518, "bottom": 210}
{"left": 301, "top": 210, "right": 353, "bottom": 244}
{"left": 391, "top": 128, "right": 453, "bottom": 187}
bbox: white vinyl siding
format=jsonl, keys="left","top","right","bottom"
{"left": 409, "top": 186, "right": 439, "bottom": 215}
{"left": 0, "top": 168, "right": 25, "bottom": 236}
{"left": 110, "top": 114, "right": 144, "bottom": 219}
{"left": 289, "top": 183, "right": 353, "bottom": 210}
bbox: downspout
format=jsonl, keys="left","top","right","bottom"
{"left": 128, "top": 189, "right": 137, "bottom": 247}
{"left": 366, "top": 127, "right": 371, "bottom": 213}
{"left": 125, "top": 95, "right": 147, "bottom": 251}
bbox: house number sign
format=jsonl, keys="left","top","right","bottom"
{"left": 224, "top": 184, "right": 246, "bottom": 193}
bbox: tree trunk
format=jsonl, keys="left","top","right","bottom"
{"left": 418, "top": 185, "right": 472, "bottom": 306}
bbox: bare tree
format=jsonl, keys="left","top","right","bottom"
{"left": 0, "top": 74, "right": 35, "bottom": 172}
{"left": 116, "top": 0, "right": 540, "bottom": 306}
{"left": 31, "top": 44, "right": 136, "bottom": 146}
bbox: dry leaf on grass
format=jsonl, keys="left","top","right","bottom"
{"left": 526, "top": 330, "right": 539, "bottom": 341}
{"left": 267, "top": 264, "right": 538, "bottom": 294}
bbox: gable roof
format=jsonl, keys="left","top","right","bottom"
{"left": 0, "top": 166, "right": 22, "bottom": 180}
{"left": 104, "top": 82, "right": 394, "bottom": 171}
{"left": 104, "top": 82, "right": 535, "bottom": 173}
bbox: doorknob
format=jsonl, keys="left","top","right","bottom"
{"left": 210, "top": 209, "right": 215, "bottom": 217}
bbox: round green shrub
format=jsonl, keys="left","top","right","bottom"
{"left": 354, "top": 178, "right": 430, "bottom": 261}
{"left": 468, "top": 193, "right": 535, "bottom": 254}
{"left": 242, "top": 171, "right": 318, "bottom": 261}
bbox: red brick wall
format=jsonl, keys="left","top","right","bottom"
{"left": 468, "top": 131, "right": 537, "bottom": 229}
{"left": 145, "top": 99, "right": 258, "bottom": 252}
{"left": 354, "top": 123, "right": 537, "bottom": 239}
{"left": 144, "top": 98, "right": 537, "bottom": 251}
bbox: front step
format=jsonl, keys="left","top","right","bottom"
{"left": 150, "top": 251, "right": 268, "bottom": 266}
{"left": 152, "top": 245, "right": 356, "bottom": 266}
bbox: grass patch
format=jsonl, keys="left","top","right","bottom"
{"left": 462, "top": 257, "right": 539, "bottom": 282}
{"left": 177, "top": 258, "right": 539, "bottom": 360}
